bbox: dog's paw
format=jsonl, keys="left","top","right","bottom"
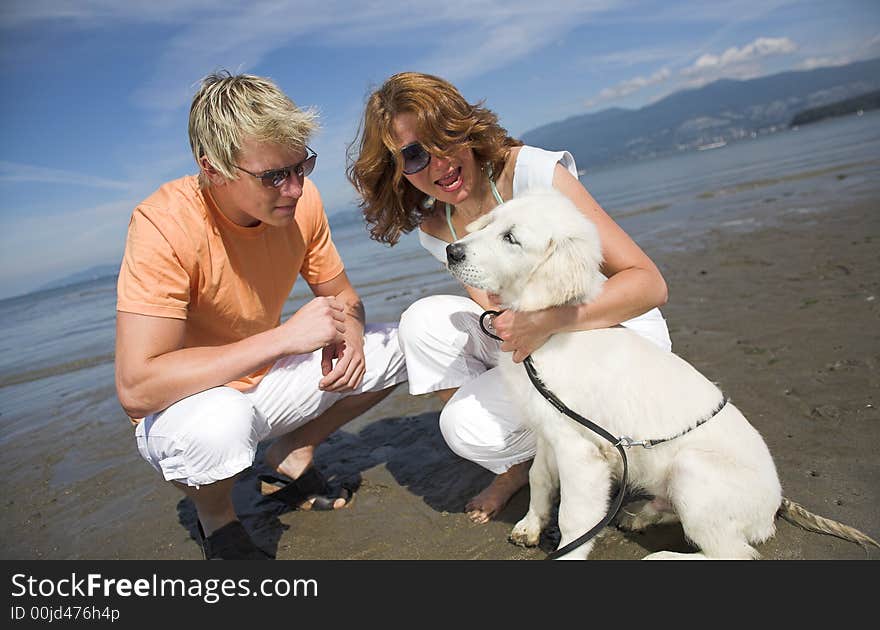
{"left": 616, "top": 501, "right": 652, "bottom": 532}
{"left": 616, "top": 499, "right": 678, "bottom": 532}
{"left": 642, "top": 551, "right": 708, "bottom": 560}
{"left": 642, "top": 551, "right": 680, "bottom": 560}
{"left": 509, "top": 517, "right": 541, "bottom": 547}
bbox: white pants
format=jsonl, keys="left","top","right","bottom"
{"left": 135, "top": 323, "right": 407, "bottom": 487}
{"left": 398, "top": 295, "right": 671, "bottom": 474}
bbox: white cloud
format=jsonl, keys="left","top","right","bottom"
{"left": 0, "top": 0, "right": 224, "bottom": 27}
{"left": 682, "top": 37, "right": 797, "bottom": 76}
{"left": 797, "top": 55, "right": 853, "bottom": 71}
{"left": 673, "top": 36, "right": 800, "bottom": 89}
{"left": 796, "top": 32, "right": 880, "bottom": 72}
{"left": 860, "top": 31, "right": 880, "bottom": 58}
{"left": 611, "top": 0, "right": 798, "bottom": 25}
{"left": 583, "top": 35, "right": 802, "bottom": 108}
{"left": 585, "top": 67, "right": 672, "bottom": 107}
{"left": 3, "top": 1, "right": 625, "bottom": 113}
{"left": 589, "top": 46, "right": 685, "bottom": 67}
{"left": 0, "top": 161, "right": 133, "bottom": 191}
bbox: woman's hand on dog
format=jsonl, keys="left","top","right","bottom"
{"left": 493, "top": 308, "right": 564, "bottom": 363}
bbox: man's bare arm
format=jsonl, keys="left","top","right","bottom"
{"left": 115, "top": 297, "right": 345, "bottom": 419}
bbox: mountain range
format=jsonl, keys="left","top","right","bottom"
{"left": 37, "top": 263, "right": 120, "bottom": 292}
{"left": 520, "top": 57, "right": 880, "bottom": 170}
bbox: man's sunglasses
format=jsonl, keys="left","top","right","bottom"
{"left": 400, "top": 142, "right": 432, "bottom": 175}
{"left": 235, "top": 146, "right": 317, "bottom": 188}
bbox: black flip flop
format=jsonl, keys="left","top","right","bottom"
{"left": 195, "top": 520, "right": 273, "bottom": 560}
{"left": 258, "top": 467, "right": 352, "bottom": 511}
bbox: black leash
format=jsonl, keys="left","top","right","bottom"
{"left": 478, "top": 309, "right": 727, "bottom": 560}
{"left": 522, "top": 356, "right": 629, "bottom": 559}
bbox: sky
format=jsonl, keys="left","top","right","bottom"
{"left": 1, "top": 0, "right": 878, "bottom": 300}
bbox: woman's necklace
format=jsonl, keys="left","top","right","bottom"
{"left": 446, "top": 166, "right": 495, "bottom": 241}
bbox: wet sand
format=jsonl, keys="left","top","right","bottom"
{"left": 2, "top": 197, "right": 878, "bottom": 561}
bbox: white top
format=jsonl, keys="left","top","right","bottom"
{"left": 415, "top": 145, "right": 671, "bottom": 350}
{"left": 417, "top": 146, "right": 576, "bottom": 264}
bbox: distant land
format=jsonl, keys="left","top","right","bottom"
{"left": 37, "top": 263, "right": 120, "bottom": 293}
{"left": 520, "top": 57, "right": 880, "bottom": 170}
{"left": 789, "top": 89, "right": 880, "bottom": 127}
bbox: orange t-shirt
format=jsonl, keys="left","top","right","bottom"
{"left": 116, "top": 175, "right": 344, "bottom": 391}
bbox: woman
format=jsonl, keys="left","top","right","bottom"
{"left": 348, "top": 72, "right": 670, "bottom": 523}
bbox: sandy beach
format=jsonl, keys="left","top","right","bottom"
{"left": 2, "top": 186, "right": 877, "bottom": 562}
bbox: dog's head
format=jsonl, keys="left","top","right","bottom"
{"left": 446, "top": 189, "right": 605, "bottom": 311}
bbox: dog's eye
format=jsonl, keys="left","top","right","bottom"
{"left": 502, "top": 230, "right": 520, "bottom": 246}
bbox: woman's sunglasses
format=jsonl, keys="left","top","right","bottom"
{"left": 235, "top": 146, "right": 317, "bottom": 188}
{"left": 400, "top": 142, "right": 432, "bottom": 175}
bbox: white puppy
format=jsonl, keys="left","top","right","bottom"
{"left": 447, "top": 189, "right": 878, "bottom": 559}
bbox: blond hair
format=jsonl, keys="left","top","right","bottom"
{"left": 347, "top": 72, "right": 520, "bottom": 245}
{"left": 188, "top": 71, "right": 318, "bottom": 183}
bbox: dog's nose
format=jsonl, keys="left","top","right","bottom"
{"left": 446, "top": 242, "right": 466, "bottom": 265}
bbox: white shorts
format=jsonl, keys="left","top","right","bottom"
{"left": 135, "top": 323, "right": 407, "bottom": 487}
{"left": 398, "top": 295, "right": 671, "bottom": 474}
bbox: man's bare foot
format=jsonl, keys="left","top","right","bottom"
{"left": 465, "top": 460, "right": 531, "bottom": 524}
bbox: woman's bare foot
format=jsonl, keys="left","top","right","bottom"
{"left": 465, "top": 460, "right": 531, "bottom": 524}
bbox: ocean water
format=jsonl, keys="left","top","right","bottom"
{"left": 1, "top": 110, "right": 878, "bottom": 447}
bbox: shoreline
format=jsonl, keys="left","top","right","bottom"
{"left": 1, "top": 196, "right": 878, "bottom": 560}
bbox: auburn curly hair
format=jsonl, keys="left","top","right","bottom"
{"left": 347, "top": 72, "right": 521, "bottom": 245}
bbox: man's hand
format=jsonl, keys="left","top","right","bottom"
{"left": 318, "top": 332, "right": 366, "bottom": 392}
{"left": 493, "top": 308, "right": 562, "bottom": 363}
{"left": 280, "top": 296, "right": 346, "bottom": 355}
{"left": 307, "top": 272, "right": 367, "bottom": 393}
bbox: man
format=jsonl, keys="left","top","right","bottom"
{"left": 115, "top": 72, "right": 406, "bottom": 560}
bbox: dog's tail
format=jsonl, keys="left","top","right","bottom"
{"left": 777, "top": 497, "right": 880, "bottom": 549}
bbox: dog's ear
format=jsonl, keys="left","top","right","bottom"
{"left": 516, "top": 233, "right": 605, "bottom": 311}
{"left": 465, "top": 214, "right": 493, "bottom": 234}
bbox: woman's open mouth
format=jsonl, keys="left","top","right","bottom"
{"left": 435, "top": 167, "right": 463, "bottom": 192}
